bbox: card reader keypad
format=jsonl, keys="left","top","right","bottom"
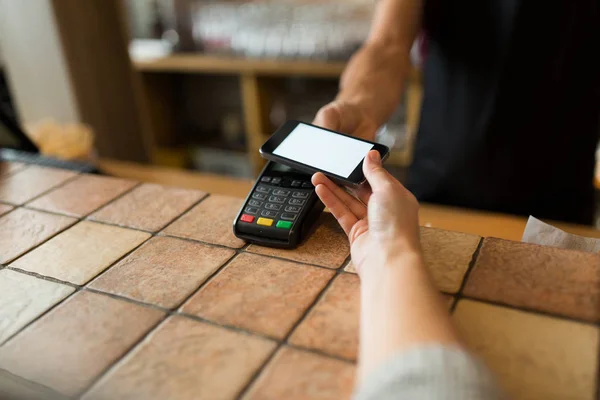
{"left": 239, "top": 176, "right": 314, "bottom": 230}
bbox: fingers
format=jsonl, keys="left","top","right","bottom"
{"left": 312, "top": 173, "right": 367, "bottom": 219}
{"left": 362, "top": 150, "right": 397, "bottom": 192}
{"left": 314, "top": 184, "right": 358, "bottom": 237}
{"left": 313, "top": 104, "right": 341, "bottom": 131}
{"left": 314, "top": 101, "right": 360, "bottom": 134}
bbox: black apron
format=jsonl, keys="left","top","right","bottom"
{"left": 407, "top": 0, "right": 600, "bottom": 224}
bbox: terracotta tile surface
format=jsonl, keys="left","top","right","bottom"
{"left": 27, "top": 174, "right": 137, "bottom": 217}
{"left": 0, "top": 269, "right": 74, "bottom": 344}
{"left": 289, "top": 273, "right": 359, "bottom": 360}
{"left": 89, "top": 237, "right": 235, "bottom": 309}
{"left": 244, "top": 346, "right": 355, "bottom": 400}
{"left": 0, "top": 161, "right": 27, "bottom": 177}
{"left": 10, "top": 221, "right": 150, "bottom": 285}
{"left": 0, "top": 203, "right": 13, "bottom": 216}
{"left": 163, "top": 194, "right": 245, "bottom": 248}
{"left": 454, "top": 299, "right": 600, "bottom": 400}
{"left": 0, "top": 208, "right": 76, "bottom": 264}
{"left": 464, "top": 238, "right": 600, "bottom": 322}
{"left": 90, "top": 183, "right": 205, "bottom": 232}
{"left": 0, "top": 166, "right": 76, "bottom": 204}
{"left": 0, "top": 291, "right": 164, "bottom": 397}
{"left": 420, "top": 227, "right": 480, "bottom": 293}
{"left": 247, "top": 214, "right": 350, "bottom": 269}
{"left": 83, "top": 316, "right": 276, "bottom": 400}
{"left": 182, "top": 253, "right": 335, "bottom": 339}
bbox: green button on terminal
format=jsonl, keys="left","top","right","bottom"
{"left": 276, "top": 220, "right": 293, "bottom": 229}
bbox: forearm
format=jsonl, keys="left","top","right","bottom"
{"left": 358, "top": 252, "right": 462, "bottom": 383}
{"left": 336, "top": 0, "right": 423, "bottom": 126}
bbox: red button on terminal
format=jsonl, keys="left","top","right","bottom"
{"left": 240, "top": 214, "right": 255, "bottom": 223}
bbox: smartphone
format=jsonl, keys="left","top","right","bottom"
{"left": 260, "top": 120, "right": 389, "bottom": 186}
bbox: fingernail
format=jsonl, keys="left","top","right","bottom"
{"left": 369, "top": 150, "right": 380, "bottom": 163}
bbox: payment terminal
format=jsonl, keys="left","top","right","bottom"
{"left": 233, "top": 161, "right": 324, "bottom": 248}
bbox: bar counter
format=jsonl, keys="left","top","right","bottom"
{"left": 0, "top": 161, "right": 598, "bottom": 400}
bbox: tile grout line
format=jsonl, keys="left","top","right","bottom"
{"left": 0, "top": 162, "right": 30, "bottom": 179}
{"left": 1, "top": 235, "right": 156, "bottom": 346}
{"left": 234, "top": 267, "right": 340, "bottom": 400}
{"left": 450, "top": 238, "right": 484, "bottom": 314}
{"left": 24, "top": 180, "right": 144, "bottom": 220}
{"left": 6, "top": 220, "right": 598, "bottom": 342}
{"left": 2, "top": 216, "right": 79, "bottom": 266}
{"left": 7, "top": 185, "right": 209, "bottom": 280}
{"left": 4, "top": 181, "right": 145, "bottom": 267}
{"left": 16, "top": 171, "right": 82, "bottom": 206}
{"left": 82, "top": 234, "right": 155, "bottom": 288}
{"left": 172, "top": 248, "right": 241, "bottom": 312}
{"left": 6, "top": 266, "right": 80, "bottom": 289}
{"left": 158, "top": 191, "right": 212, "bottom": 230}
{"left": 0, "top": 280, "right": 80, "bottom": 348}
{"left": 82, "top": 187, "right": 211, "bottom": 234}
{"left": 285, "top": 343, "right": 355, "bottom": 364}
{"left": 75, "top": 315, "right": 171, "bottom": 400}
{"left": 458, "top": 295, "right": 600, "bottom": 328}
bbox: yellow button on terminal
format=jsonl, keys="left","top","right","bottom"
{"left": 256, "top": 217, "right": 274, "bottom": 227}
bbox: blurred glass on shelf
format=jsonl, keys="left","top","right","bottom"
{"left": 192, "top": 0, "right": 375, "bottom": 60}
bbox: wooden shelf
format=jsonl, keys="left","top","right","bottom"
{"left": 134, "top": 53, "right": 423, "bottom": 175}
{"left": 133, "top": 54, "right": 347, "bottom": 78}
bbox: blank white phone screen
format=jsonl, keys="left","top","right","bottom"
{"left": 273, "top": 123, "right": 374, "bottom": 178}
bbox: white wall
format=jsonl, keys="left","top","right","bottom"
{"left": 0, "top": 0, "right": 79, "bottom": 124}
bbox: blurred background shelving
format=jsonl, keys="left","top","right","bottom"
{"left": 0, "top": 0, "right": 421, "bottom": 180}
{"left": 125, "top": 0, "right": 423, "bottom": 178}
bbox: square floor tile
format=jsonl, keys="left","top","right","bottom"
{"left": 420, "top": 227, "right": 480, "bottom": 293}
{"left": 0, "top": 208, "right": 76, "bottom": 264}
{"left": 0, "top": 161, "right": 27, "bottom": 177}
{"left": 0, "top": 291, "right": 164, "bottom": 397}
{"left": 90, "top": 183, "right": 205, "bottom": 232}
{"left": 244, "top": 346, "right": 355, "bottom": 400}
{"left": 454, "top": 299, "right": 600, "bottom": 400}
{"left": 163, "top": 195, "right": 245, "bottom": 248}
{"left": 27, "top": 174, "right": 137, "bottom": 217}
{"left": 0, "top": 203, "right": 13, "bottom": 216}
{"left": 0, "top": 269, "right": 74, "bottom": 344}
{"left": 247, "top": 213, "right": 350, "bottom": 269}
{"left": 464, "top": 238, "right": 600, "bottom": 322}
{"left": 9, "top": 221, "right": 150, "bottom": 285}
{"left": 181, "top": 253, "right": 335, "bottom": 339}
{"left": 83, "top": 316, "right": 276, "bottom": 400}
{"left": 0, "top": 166, "right": 77, "bottom": 205}
{"left": 289, "top": 273, "right": 360, "bottom": 360}
{"left": 89, "top": 237, "right": 235, "bottom": 309}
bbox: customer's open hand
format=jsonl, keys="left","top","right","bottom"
{"left": 312, "top": 150, "right": 421, "bottom": 276}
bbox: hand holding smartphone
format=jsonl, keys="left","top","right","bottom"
{"left": 260, "top": 121, "right": 389, "bottom": 187}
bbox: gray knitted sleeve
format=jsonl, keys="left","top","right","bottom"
{"left": 353, "top": 345, "right": 504, "bottom": 400}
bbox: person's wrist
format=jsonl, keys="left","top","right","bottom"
{"left": 358, "top": 248, "right": 424, "bottom": 285}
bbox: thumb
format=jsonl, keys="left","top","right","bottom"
{"left": 363, "top": 150, "right": 392, "bottom": 190}
{"left": 314, "top": 101, "right": 362, "bottom": 134}
{"left": 313, "top": 104, "right": 341, "bottom": 131}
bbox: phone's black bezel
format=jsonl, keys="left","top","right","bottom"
{"left": 259, "top": 120, "right": 390, "bottom": 186}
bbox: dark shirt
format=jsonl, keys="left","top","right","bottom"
{"left": 408, "top": 0, "right": 600, "bottom": 224}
